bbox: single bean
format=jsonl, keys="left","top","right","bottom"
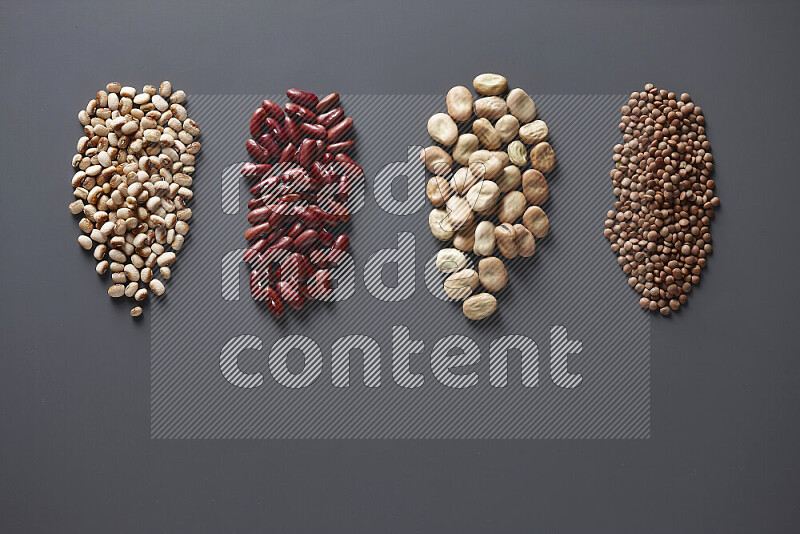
{"left": 286, "top": 88, "right": 319, "bottom": 109}
{"left": 250, "top": 107, "right": 266, "bottom": 136}
{"left": 446, "top": 86, "right": 473, "bottom": 122}
{"left": 462, "top": 293, "right": 498, "bottom": 320}
{"left": 478, "top": 257, "right": 508, "bottom": 292}
{"left": 316, "top": 93, "right": 340, "bottom": 114}
{"left": 444, "top": 268, "right": 479, "bottom": 300}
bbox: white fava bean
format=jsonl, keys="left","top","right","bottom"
{"left": 494, "top": 223, "right": 519, "bottom": 259}
{"left": 523, "top": 206, "right": 549, "bottom": 238}
{"left": 473, "top": 221, "right": 496, "bottom": 256}
{"left": 450, "top": 167, "right": 479, "bottom": 196}
{"left": 497, "top": 191, "right": 527, "bottom": 223}
{"left": 522, "top": 169, "right": 549, "bottom": 205}
{"left": 426, "top": 176, "right": 452, "bottom": 207}
{"left": 445, "top": 196, "right": 474, "bottom": 230}
{"left": 495, "top": 165, "right": 522, "bottom": 194}
{"left": 465, "top": 180, "right": 500, "bottom": 213}
{"left": 419, "top": 146, "right": 453, "bottom": 175}
{"left": 427, "top": 113, "right": 458, "bottom": 146}
{"left": 452, "top": 134, "right": 479, "bottom": 165}
{"left": 474, "top": 96, "right": 507, "bottom": 120}
{"left": 429, "top": 208, "right": 454, "bottom": 241}
{"left": 478, "top": 257, "right": 508, "bottom": 292}
{"left": 506, "top": 88, "right": 537, "bottom": 123}
{"left": 443, "top": 268, "right": 479, "bottom": 300}
{"left": 507, "top": 140, "right": 527, "bottom": 167}
{"left": 513, "top": 223, "right": 537, "bottom": 257}
{"left": 452, "top": 223, "right": 476, "bottom": 252}
{"left": 519, "top": 120, "right": 549, "bottom": 145}
{"left": 436, "top": 248, "right": 467, "bottom": 273}
{"left": 529, "top": 142, "right": 556, "bottom": 173}
{"left": 446, "top": 86, "right": 474, "bottom": 122}
{"left": 462, "top": 293, "right": 498, "bottom": 320}
{"left": 495, "top": 114, "right": 520, "bottom": 144}
{"left": 468, "top": 150, "right": 504, "bottom": 180}
{"left": 472, "top": 118, "right": 501, "bottom": 150}
{"left": 473, "top": 73, "right": 507, "bottom": 96}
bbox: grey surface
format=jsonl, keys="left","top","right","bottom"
{"left": 150, "top": 94, "right": 649, "bottom": 439}
{"left": 0, "top": 0, "right": 798, "bottom": 531}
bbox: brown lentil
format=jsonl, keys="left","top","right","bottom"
{"left": 605, "top": 83, "right": 717, "bottom": 316}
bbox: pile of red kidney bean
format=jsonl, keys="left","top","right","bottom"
{"left": 242, "top": 89, "right": 361, "bottom": 317}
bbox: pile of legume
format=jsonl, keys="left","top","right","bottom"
{"left": 604, "top": 83, "right": 717, "bottom": 316}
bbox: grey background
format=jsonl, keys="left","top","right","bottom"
{"left": 150, "top": 94, "right": 649, "bottom": 439}
{"left": 0, "top": 0, "right": 797, "bottom": 531}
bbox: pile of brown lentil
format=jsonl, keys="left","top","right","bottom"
{"left": 604, "top": 83, "right": 718, "bottom": 316}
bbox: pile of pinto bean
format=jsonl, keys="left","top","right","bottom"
{"left": 241, "top": 89, "right": 360, "bottom": 317}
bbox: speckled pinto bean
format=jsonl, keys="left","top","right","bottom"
{"left": 70, "top": 80, "right": 200, "bottom": 317}
{"left": 242, "top": 88, "right": 359, "bottom": 314}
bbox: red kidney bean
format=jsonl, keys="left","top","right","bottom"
{"left": 248, "top": 205, "right": 274, "bottom": 224}
{"left": 310, "top": 161, "right": 336, "bottom": 185}
{"left": 279, "top": 142, "right": 296, "bottom": 164}
{"left": 259, "top": 246, "right": 291, "bottom": 266}
{"left": 261, "top": 99, "right": 284, "bottom": 121}
{"left": 327, "top": 140, "right": 354, "bottom": 154}
{"left": 327, "top": 117, "right": 353, "bottom": 143}
{"left": 299, "top": 122, "right": 326, "bottom": 139}
{"left": 323, "top": 198, "right": 350, "bottom": 222}
{"left": 264, "top": 227, "right": 288, "bottom": 246}
{"left": 250, "top": 270, "right": 268, "bottom": 301}
{"left": 246, "top": 139, "right": 272, "bottom": 162}
{"left": 279, "top": 253, "right": 313, "bottom": 281}
{"left": 284, "top": 116, "right": 301, "bottom": 144}
{"left": 309, "top": 248, "right": 330, "bottom": 268}
{"left": 244, "top": 238, "right": 268, "bottom": 264}
{"left": 297, "top": 205, "right": 321, "bottom": 228}
{"left": 321, "top": 152, "right": 335, "bottom": 165}
{"left": 281, "top": 167, "right": 308, "bottom": 183}
{"left": 333, "top": 234, "right": 350, "bottom": 251}
{"left": 317, "top": 228, "right": 335, "bottom": 248}
{"left": 285, "top": 102, "right": 317, "bottom": 123}
{"left": 248, "top": 194, "right": 277, "bottom": 210}
{"left": 315, "top": 140, "right": 327, "bottom": 161}
{"left": 277, "top": 193, "right": 302, "bottom": 204}
{"left": 278, "top": 281, "right": 306, "bottom": 310}
{"left": 294, "top": 229, "right": 319, "bottom": 252}
{"left": 298, "top": 138, "right": 316, "bottom": 169}
{"left": 257, "top": 133, "right": 281, "bottom": 159}
{"left": 265, "top": 287, "right": 284, "bottom": 318}
{"left": 250, "top": 107, "right": 267, "bottom": 137}
{"left": 334, "top": 153, "right": 363, "bottom": 177}
{"left": 245, "top": 222, "right": 271, "bottom": 241}
{"left": 309, "top": 269, "right": 334, "bottom": 300}
{"left": 316, "top": 207, "right": 339, "bottom": 228}
{"left": 264, "top": 117, "right": 288, "bottom": 146}
{"left": 241, "top": 162, "right": 273, "bottom": 179}
{"left": 286, "top": 88, "right": 319, "bottom": 109}
{"left": 287, "top": 221, "right": 306, "bottom": 239}
{"left": 250, "top": 175, "right": 280, "bottom": 197}
{"left": 270, "top": 236, "right": 294, "bottom": 251}
{"left": 336, "top": 175, "right": 351, "bottom": 203}
{"left": 316, "top": 93, "right": 339, "bottom": 115}
{"left": 317, "top": 107, "right": 344, "bottom": 128}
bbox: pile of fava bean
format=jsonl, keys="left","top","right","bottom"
{"left": 423, "top": 73, "right": 554, "bottom": 321}
{"left": 605, "top": 83, "right": 717, "bottom": 316}
{"left": 242, "top": 89, "right": 363, "bottom": 318}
